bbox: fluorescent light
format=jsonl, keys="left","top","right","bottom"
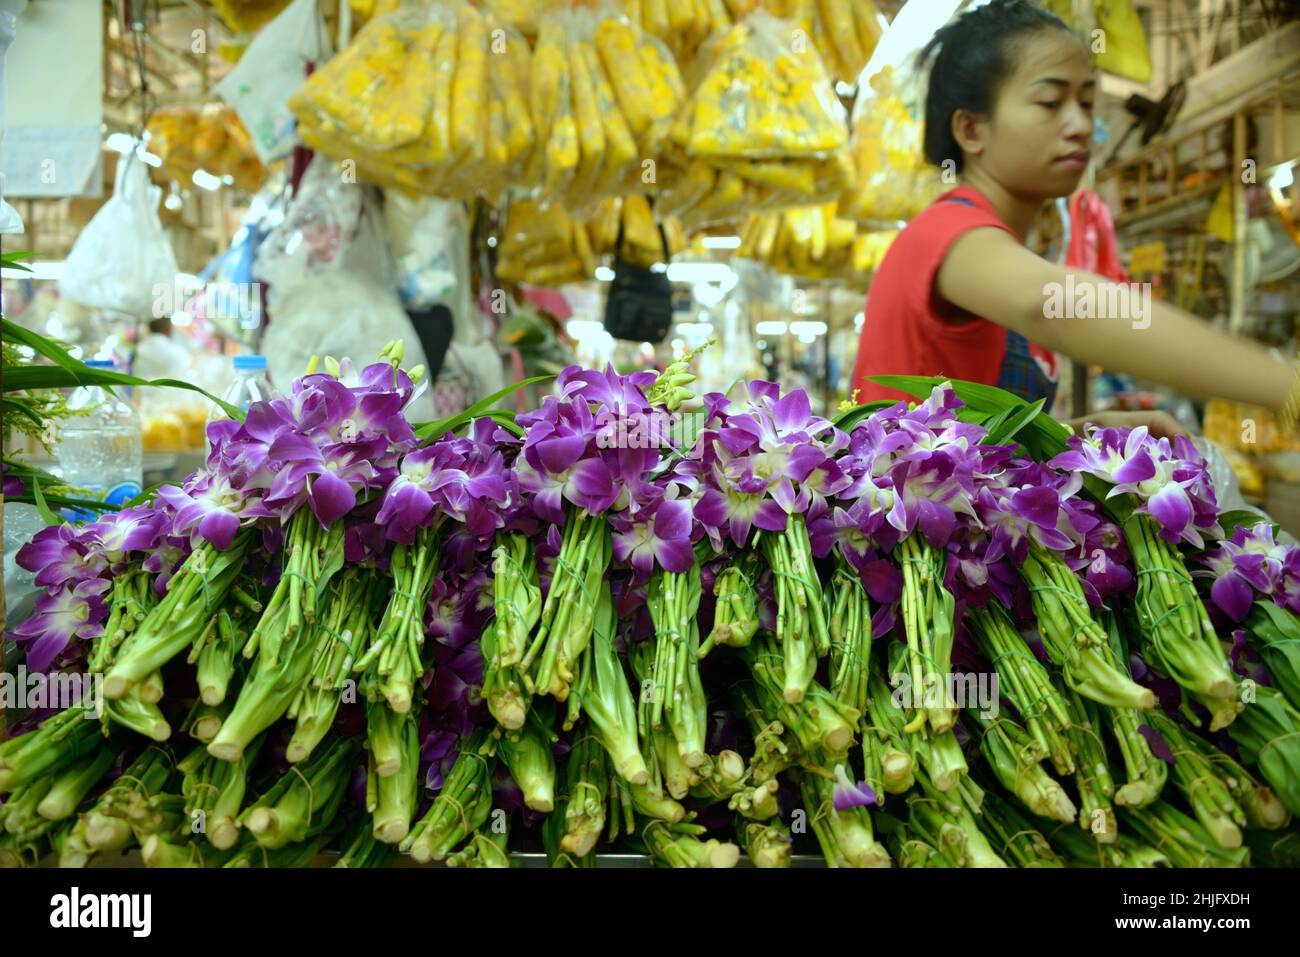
{"left": 701, "top": 235, "right": 742, "bottom": 250}
{"left": 566, "top": 319, "right": 605, "bottom": 337}
{"left": 176, "top": 273, "right": 204, "bottom": 290}
{"left": 1269, "top": 163, "right": 1294, "bottom": 191}
{"left": 105, "top": 132, "right": 135, "bottom": 153}
{"left": 486, "top": 235, "right": 497, "bottom": 248}
{"left": 676, "top": 322, "right": 713, "bottom": 334}
{"left": 790, "top": 320, "right": 828, "bottom": 336}
{"left": 798, "top": 333, "right": 817, "bottom": 344}
{"left": 192, "top": 169, "right": 222, "bottom": 191}
{"left": 164, "top": 192, "right": 183, "bottom": 211}
{"left": 853, "top": 311, "right": 865, "bottom": 332}
{"left": 693, "top": 282, "right": 725, "bottom": 308}
{"left": 139, "top": 150, "right": 162, "bottom": 168}
{"left": 755, "top": 320, "right": 788, "bottom": 336}
{"left": 649, "top": 262, "right": 667, "bottom": 274}
{"left": 170, "top": 310, "right": 192, "bottom": 327}
{"left": 667, "top": 262, "right": 734, "bottom": 284}
{"left": 594, "top": 266, "right": 616, "bottom": 282}
{"left": 835, "top": 81, "right": 855, "bottom": 97}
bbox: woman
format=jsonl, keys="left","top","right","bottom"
{"left": 849, "top": 0, "right": 1294, "bottom": 439}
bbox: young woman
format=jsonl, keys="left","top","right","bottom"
{"left": 849, "top": 0, "right": 1294, "bottom": 438}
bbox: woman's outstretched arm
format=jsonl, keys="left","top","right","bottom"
{"left": 937, "top": 227, "right": 1294, "bottom": 410}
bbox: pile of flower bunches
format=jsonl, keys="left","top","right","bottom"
{"left": 4, "top": 352, "right": 1300, "bottom": 869}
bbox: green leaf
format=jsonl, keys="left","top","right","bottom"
{"left": 2, "top": 362, "right": 243, "bottom": 421}
{"left": 0, "top": 251, "right": 34, "bottom": 273}
{"left": 831, "top": 400, "right": 896, "bottom": 431}
{"left": 986, "top": 398, "right": 1047, "bottom": 448}
{"left": 413, "top": 375, "right": 552, "bottom": 442}
{"left": 1217, "top": 508, "right": 1273, "bottom": 541}
{"left": 2, "top": 397, "right": 46, "bottom": 428}
{"left": 3, "top": 317, "right": 90, "bottom": 377}
{"left": 125, "top": 481, "right": 167, "bottom": 508}
{"left": 28, "top": 476, "right": 65, "bottom": 526}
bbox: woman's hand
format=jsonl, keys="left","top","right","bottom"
{"left": 1066, "top": 409, "right": 1189, "bottom": 441}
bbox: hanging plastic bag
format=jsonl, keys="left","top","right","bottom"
{"left": 60, "top": 151, "right": 179, "bottom": 317}
{"left": 384, "top": 191, "right": 472, "bottom": 314}
{"left": 253, "top": 154, "right": 364, "bottom": 289}
{"left": 215, "top": 0, "right": 332, "bottom": 164}
{"left": 261, "top": 197, "right": 436, "bottom": 422}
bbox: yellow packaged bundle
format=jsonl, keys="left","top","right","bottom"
{"left": 212, "top": 0, "right": 292, "bottom": 33}
{"left": 620, "top": 0, "right": 730, "bottom": 68}
{"left": 290, "top": 3, "right": 533, "bottom": 203}
{"left": 145, "top": 109, "right": 199, "bottom": 182}
{"left": 736, "top": 203, "right": 863, "bottom": 280}
{"left": 850, "top": 228, "right": 897, "bottom": 274}
{"left": 840, "top": 66, "right": 943, "bottom": 226}
{"left": 679, "top": 11, "right": 848, "bottom": 159}
{"left": 592, "top": 13, "right": 686, "bottom": 156}
{"left": 496, "top": 199, "right": 596, "bottom": 287}
{"left": 477, "top": 0, "right": 543, "bottom": 37}
{"left": 588, "top": 195, "right": 685, "bottom": 266}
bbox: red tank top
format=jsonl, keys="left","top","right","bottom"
{"left": 849, "top": 186, "right": 1059, "bottom": 406}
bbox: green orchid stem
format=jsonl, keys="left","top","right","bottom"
{"left": 1123, "top": 515, "right": 1237, "bottom": 717}
{"left": 647, "top": 566, "right": 707, "bottom": 768}
{"left": 760, "top": 515, "right": 828, "bottom": 704}
{"left": 894, "top": 536, "right": 957, "bottom": 733}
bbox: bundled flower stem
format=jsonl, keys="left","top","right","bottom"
{"left": 966, "top": 602, "right": 1074, "bottom": 774}
{"left": 903, "top": 771, "right": 1004, "bottom": 868}
{"left": 0, "top": 705, "right": 101, "bottom": 792}
{"left": 1046, "top": 820, "right": 1168, "bottom": 867}
{"left": 1097, "top": 613, "right": 1168, "bottom": 809}
{"left": 863, "top": 668, "right": 916, "bottom": 795}
{"left": 572, "top": 584, "right": 648, "bottom": 785}
{"left": 179, "top": 736, "right": 264, "bottom": 850}
{"left": 2, "top": 779, "right": 58, "bottom": 849}
{"left": 1125, "top": 515, "right": 1238, "bottom": 728}
{"left": 1228, "top": 686, "right": 1300, "bottom": 817}
{"left": 741, "top": 638, "right": 855, "bottom": 759}
{"left": 1021, "top": 541, "right": 1154, "bottom": 711}
{"left": 646, "top": 565, "right": 708, "bottom": 767}
{"left": 1242, "top": 600, "right": 1300, "bottom": 711}
{"left": 402, "top": 732, "right": 495, "bottom": 863}
{"left": 739, "top": 818, "right": 793, "bottom": 868}
{"left": 103, "top": 533, "right": 253, "bottom": 700}
{"left": 182, "top": 698, "right": 229, "bottom": 744}
{"left": 524, "top": 508, "right": 612, "bottom": 702}
{"left": 829, "top": 558, "right": 872, "bottom": 720}
{"left": 240, "top": 734, "right": 359, "bottom": 850}
{"left": 446, "top": 825, "right": 511, "bottom": 868}
{"left": 287, "top": 570, "right": 381, "bottom": 763}
{"left": 759, "top": 515, "right": 831, "bottom": 704}
{"left": 640, "top": 818, "right": 740, "bottom": 868}
{"left": 483, "top": 532, "right": 542, "bottom": 729}
{"left": 895, "top": 536, "right": 957, "bottom": 732}
{"left": 248, "top": 509, "right": 346, "bottom": 658}
{"left": 355, "top": 526, "right": 440, "bottom": 715}
{"left": 885, "top": 643, "right": 966, "bottom": 791}
{"left": 1172, "top": 726, "right": 1290, "bottom": 831}
{"left": 1117, "top": 801, "right": 1249, "bottom": 868}
{"left": 496, "top": 714, "right": 557, "bottom": 813}
{"left": 104, "top": 685, "right": 172, "bottom": 742}
{"left": 335, "top": 815, "right": 397, "bottom": 868}
{"left": 35, "top": 748, "right": 115, "bottom": 823}
{"left": 91, "top": 570, "right": 155, "bottom": 673}
{"left": 224, "top": 833, "right": 328, "bottom": 868}
{"left": 560, "top": 734, "right": 607, "bottom": 857}
{"left": 967, "top": 710, "right": 1076, "bottom": 824}
{"left": 800, "top": 767, "right": 891, "bottom": 868}
{"left": 80, "top": 745, "right": 176, "bottom": 853}
{"left": 1061, "top": 688, "right": 1117, "bottom": 843}
{"left": 733, "top": 682, "right": 796, "bottom": 792}
{"left": 190, "top": 609, "right": 244, "bottom": 707}
{"left": 366, "top": 704, "right": 420, "bottom": 844}
{"left": 699, "top": 553, "right": 761, "bottom": 658}
{"left": 974, "top": 794, "right": 1064, "bottom": 867}
{"left": 1145, "top": 712, "right": 1245, "bottom": 849}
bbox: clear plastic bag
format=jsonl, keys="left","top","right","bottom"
{"left": 253, "top": 155, "right": 364, "bottom": 288}
{"left": 60, "top": 152, "right": 179, "bottom": 317}
{"left": 215, "top": 0, "right": 332, "bottom": 164}
{"left": 383, "top": 191, "right": 471, "bottom": 315}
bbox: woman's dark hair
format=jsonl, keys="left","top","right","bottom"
{"left": 920, "top": 0, "right": 1077, "bottom": 171}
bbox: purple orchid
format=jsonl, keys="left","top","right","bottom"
{"left": 831, "top": 762, "right": 877, "bottom": 810}
{"left": 1049, "top": 427, "right": 1221, "bottom": 547}
{"left": 16, "top": 524, "right": 100, "bottom": 589}
{"left": 9, "top": 578, "right": 110, "bottom": 671}
{"left": 157, "top": 472, "right": 273, "bottom": 551}
{"left": 610, "top": 483, "right": 695, "bottom": 579}
{"left": 2, "top": 462, "right": 25, "bottom": 498}
{"left": 1197, "top": 521, "right": 1295, "bottom": 620}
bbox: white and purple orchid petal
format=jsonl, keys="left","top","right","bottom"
{"left": 1211, "top": 572, "right": 1255, "bottom": 622}
{"left": 1011, "top": 485, "right": 1060, "bottom": 530}
{"left": 752, "top": 499, "right": 789, "bottom": 533}
{"left": 308, "top": 471, "right": 357, "bottom": 527}
{"left": 1144, "top": 483, "right": 1193, "bottom": 540}
{"left": 832, "top": 763, "right": 877, "bottom": 810}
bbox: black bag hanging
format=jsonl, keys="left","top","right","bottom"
{"left": 602, "top": 213, "right": 674, "bottom": 344}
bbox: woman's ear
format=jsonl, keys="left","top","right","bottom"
{"left": 951, "top": 108, "right": 986, "bottom": 163}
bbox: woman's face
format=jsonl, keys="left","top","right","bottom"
{"left": 964, "top": 31, "right": 1096, "bottom": 200}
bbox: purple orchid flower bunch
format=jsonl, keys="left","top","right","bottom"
{"left": 1198, "top": 521, "right": 1300, "bottom": 621}
{"left": 1050, "top": 424, "right": 1238, "bottom": 728}
{"left": 13, "top": 507, "right": 167, "bottom": 672}
{"left": 691, "top": 380, "right": 847, "bottom": 704}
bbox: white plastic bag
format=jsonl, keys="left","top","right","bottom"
{"left": 215, "top": 0, "right": 332, "bottom": 164}
{"left": 260, "top": 198, "right": 436, "bottom": 423}
{"left": 383, "top": 192, "right": 470, "bottom": 314}
{"left": 60, "top": 151, "right": 179, "bottom": 317}
{"left": 253, "top": 155, "right": 363, "bottom": 289}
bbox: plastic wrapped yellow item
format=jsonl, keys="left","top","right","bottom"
{"left": 737, "top": 205, "right": 892, "bottom": 280}
{"left": 290, "top": 3, "right": 533, "bottom": 202}
{"left": 496, "top": 199, "right": 595, "bottom": 287}
{"left": 593, "top": 15, "right": 684, "bottom": 153}
{"left": 679, "top": 12, "right": 847, "bottom": 159}
{"left": 212, "top": 0, "right": 292, "bottom": 33}
{"left": 840, "top": 65, "right": 943, "bottom": 226}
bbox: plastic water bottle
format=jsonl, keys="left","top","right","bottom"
{"left": 56, "top": 359, "right": 143, "bottom": 518}
{"left": 206, "top": 354, "right": 275, "bottom": 452}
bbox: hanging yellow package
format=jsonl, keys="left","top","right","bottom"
{"left": 451, "top": 6, "right": 488, "bottom": 167}
{"left": 684, "top": 12, "right": 848, "bottom": 159}
{"left": 585, "top": 42, "right": 639, "bottom": 197}
{"left": 568, "top": 29, "right": 609, "bottom": 204}
{"left": 1094, "top": 0, "right": 1152, "bottom": 84}
{"left": 594, "top": 15, "right": 684, "bottom": 153}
